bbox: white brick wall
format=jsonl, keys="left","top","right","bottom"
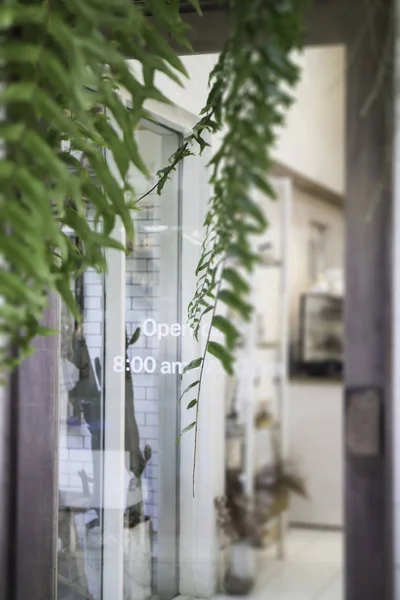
{"left": 125, "top": 190, "right": 161, "bottom": 541}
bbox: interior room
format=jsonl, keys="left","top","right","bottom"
{"left": 218, "top": 45, "right": 346, "bottom": 599}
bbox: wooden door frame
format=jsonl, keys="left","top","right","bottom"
{"left": 2, "top": 297, "right": 59, "bottom": 600}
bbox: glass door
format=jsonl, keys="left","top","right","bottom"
{"left": 57, "top": 223, "right": 106, "bottom": 600}
{"left": 56, "top": 118, "right": 181, "bottom": 600}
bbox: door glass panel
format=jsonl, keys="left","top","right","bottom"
{"left": 56, "top": 120, "right": 181, "bottom": 600}
{"left": 57, "top": 219, "right": 106, "bottom": 600}
{"left": 125, "top": 121, "right": 181, "bottom": 599}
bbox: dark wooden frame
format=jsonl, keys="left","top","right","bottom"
{"left": 0, "top": 1, "right": 395, "bottom": 599}
{"left": 2, "top": 296, "right": 59, "bottom": 600}
{"left": 341, "top": 2, "right": 394, "bottom": 598}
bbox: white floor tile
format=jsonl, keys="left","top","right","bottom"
{"left": 316, "top": 573, "right": 343, "bottom": 600}
{"left": 215, "top": 528, "right": 344, "bottom": 600}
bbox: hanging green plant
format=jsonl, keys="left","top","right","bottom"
{"left": 0, "top": 0, "right": 310, "bottom": 496}
{"left": 170, "top": 0, "right": 310, "bottom": 492}
{"left": 0, "top": 0, "right": 200, "bottom": 372}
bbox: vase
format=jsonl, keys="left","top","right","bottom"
{"left": 123, "top": 517, "right": 152, "bottom": 600}
{"left": 224, "top": 541, "right": 255, "bottom": 595}
{"left": 84, "top": 518, "right": 152, "bottom": 600}
{"left": 84, "top": 525, "right": 102, "bottom": 600}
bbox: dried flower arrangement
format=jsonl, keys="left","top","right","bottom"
{"left": 215, "top": 471, "right": 269, "bottom": 544}
{"left": 215, "top": 460, "right": 307, "bottom": 547}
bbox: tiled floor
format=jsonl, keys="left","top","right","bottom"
{"left": 218, "top": 528, "right": 343, "bottom": 600}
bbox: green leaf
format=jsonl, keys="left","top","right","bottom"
{"left": 84, "top": 151, "right": 133, "bottom": 240}
{"left": 0, "top": 4, "right": 47, "bottom": 27}
{"left": 56, "top": 279, "right": 80, "bottom": 322}
{"left": 22, "top": 131, "right": 70, "bottom": 181}
{"left": 237, "top": 196, "right": 268, "bottom": 230}
{"left": 212, "top": 315, "right": 240, "bottom": 350}
{"left": 0, "top": 122, "right": 25, "bottom": 142}
{"left": 93, "top": 233, "right": 126, "bottom": 252}
{"left": 227, "top": 244, "right": 260, "bottom": 271}
{"left": 188, "top": 0, "right": 202, "bottom": 14}
{"left": 35, "top": 326, "right": 58, "bottom": 337}
{"left": 0, "top": 234, "right": 51, "bottom": 282}
{"left": 221, "top": 268, "right": 251, "bottom": 295}
{"left": 0, "top": 82, "right": 35, "bottom": 103}
{"left": 182, "top": 357, "right": 203, "bottom": 376}
{"left": 180, "top": 380, "right": 200, "bottom": 401}
{"left": 0, "top": 6, "right": 14, "bottom": 27}
{"left": 187, "top": 399, "right": 197, "bottom": 409}
{"left": 196, "top": 260, "right": 209, "bottom": 276}
{"left": 0, "top": 161, "right": 14, "bottom": 180}
{"left": 94, "top": 116, "right": 130, "bottom": 179}
{"left": 251, "top": 172, "right": 277, "bottom": 199}
{"left": 128, "top": 327, "right": 141, "bottom": 346}
{"left": 207, "top": 341, "right": 234, "bottom": 375}
{"left": 217, "top": 290, "right": 253, "bottom": 321}
{"left": 177, "top": 421, "right": 196, "bottom": 443}
{"left": 0, "top": 270, "right": 46, "bottom": 308}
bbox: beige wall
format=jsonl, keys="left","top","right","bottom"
{"left": 130, "top": 44, "right": 346, "bottom": 194}
{"left": 273, "top": 47, "right": 345, "bottom": 194}
{"left": 250, "top": 179, "right": 345, "bottom": 528}
{"left": 289, "top": 380, "right": 343, "bottom": 527}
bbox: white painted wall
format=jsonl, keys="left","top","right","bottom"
{"left": 273, "top": 47, "right": 345, "bottom": 194}
{"left": 289, "top": 381, "right": 343, "bottom": 528}
{"left": 286, "top": 190, "right": 344, "bottom": 528}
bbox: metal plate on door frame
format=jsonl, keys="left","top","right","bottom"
{"left": 345, "top": 386, "right": 383, "bottom": 457}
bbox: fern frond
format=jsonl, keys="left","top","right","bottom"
{"left": 0, "top": 0, "right": 192, "bottom": 370}
{"left": 174, "top": 0, "right": 310, "bottom": 492}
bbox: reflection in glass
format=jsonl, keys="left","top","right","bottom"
{"left": 58, "top": 232, "right": 105, "bottom": 600}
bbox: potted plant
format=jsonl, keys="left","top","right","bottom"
{"left": 253, "top": 459, "right": 307, "bottom": 548}
{"left": 255, "top": 459, "right": 307, "bottom": 515}
{"left": 253, "top": 426, "right": 307, "bottom": 548}
{"left": 215, "top": 456, "right": 307, "bottom": 594}
{"left": 214, "top": 472, "right": 259, "bottom": 596}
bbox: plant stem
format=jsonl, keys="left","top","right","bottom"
{"left": 192, "top": 254, "right": 226, "bottom": 497}
{"left": 136, "top": 142, "right": 189, "bottom": 204}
